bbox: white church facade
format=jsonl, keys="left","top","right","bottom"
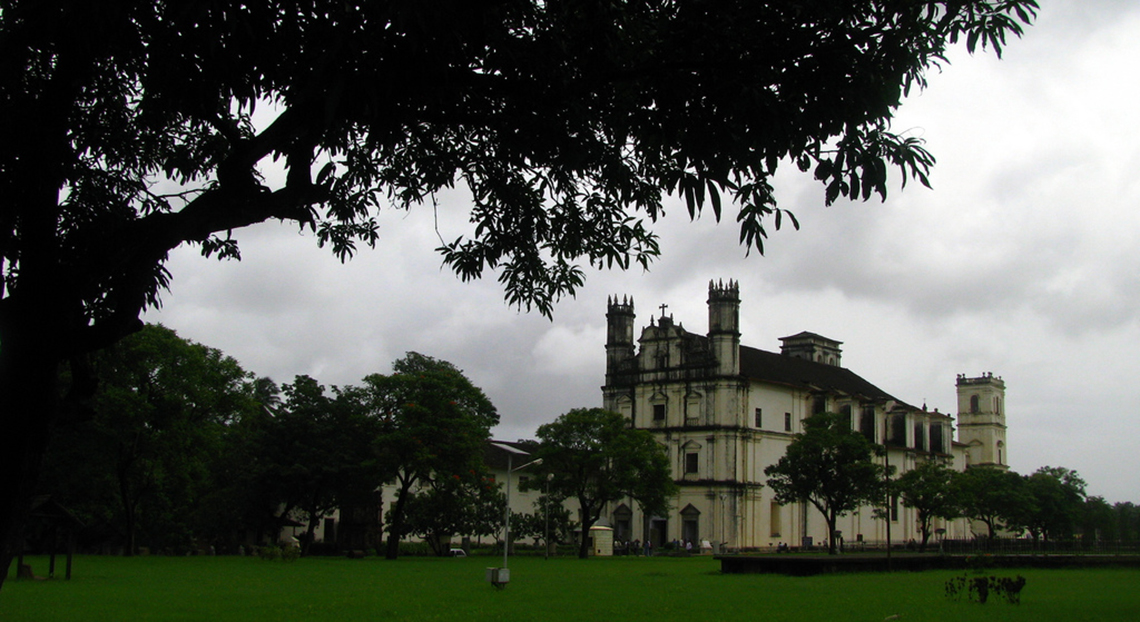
{"left": 601, "top": 280, "right": 1008, "bottom": 551}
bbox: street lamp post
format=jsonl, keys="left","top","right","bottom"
{"left": 543, "top": 473, "right": 552, "bottom": 560}
{"left": 884, "top": 448, "right": 892, "bottom": 571}
{"left": 488, "top": 442, "right": 541, "bottom": 588}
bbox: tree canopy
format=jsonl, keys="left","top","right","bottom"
{"left": 894, "top": 458, "right": 959, "bottom": 551}
{"left": 524, "top": 408, "right": 675, "bottom": 559}
{"left": 36, "top": 324, "right": 258, "bottom": 555}
{"left": 765, "top": 411, "right": 888, "bottom": 554}
{"left": 255, "top": 375, "right": 383, "bottom": 555}
{"left": 1017, "top": 466, "right": 1088, "bottom": 544}
{"left": 400, "top": 469, "right": 503, "bottom": 557}
{"left": 951, "top": 465, "right": 1030, "bottom": 539}
{"left": 0, "top": 0, "right": 1039, "bottom": 588}
{"left": 360, "top": 352, "right": 498, "bottom": 559}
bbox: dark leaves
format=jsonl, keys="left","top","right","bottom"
{"left": 3, "top": 0, "right": 1038, "bottom": 330}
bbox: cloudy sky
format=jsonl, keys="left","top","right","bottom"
{"left": 145, "top": 1, "right": 1140, "bottom": 503}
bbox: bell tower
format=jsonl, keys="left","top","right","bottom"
{"left": 707, "top": 280, "right": 740, "bottom": 376}
{"left": 956, "top": 373, "right": 1008, "bottom": 469}
{"left": 606, "top": 295, "right": 636, "bottom": 378}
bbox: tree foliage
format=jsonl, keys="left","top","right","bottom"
{"left": 401, "top": 469, "right": 503, "bottom": 556}
{"left": 255, "top": 375, "right": 383, "bottom": 555}
{"left": 894, "top": 458, "right": 959, "bottom": 551}
{"left": 1017, "top": 466, "right": 1087, "bottom": 544}
{"left": 513, "top": 493, "right": 577, "bottom": 552}
{"left": 951, "top": 466, "right": 1031, "bottom": 539}
{"left": 524, "top": 408, "right": 675, "bottom": 559}
{"left": 764, "top": 411, "right": 887, "bottom": 555}
{"left": 361, "top": 352, "right": 498, "bottom": 559}
{"left": 37, "top": 324, "right": 257, "bottom": 554}
{"left": 0, "top": 0, "right": 1040, "bottom": 588}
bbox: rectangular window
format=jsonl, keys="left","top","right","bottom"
{"left": 754, "top": 408, "right": 762, "bottom": 428}
{"left": 518, "top": 476, "right": 530, "bottom": 486}
{"left": 685, "top": 452, "right": 699, "bottom": 474}
{"left": 889, "top": 414, "right": 906, "bottom": 446}
{"left": 860, "top": 407, "right": 876, "bottom": 442}
{"left": 653, "top": 403, "right": 666, "bottom": 421}
{"left": 890, "top": 495, "right": 899, "bottom": 522}
{"left": 930, "top": 424, "right": 945, "bottom": 454}
{"left": 769, "top": 501, "right": 782, "bottom": 538}
{"left": 784, "top": 412, "right": 792, "bottom": 432}
{"left": 812, "top": 395, "right": 827, "bottom": 415}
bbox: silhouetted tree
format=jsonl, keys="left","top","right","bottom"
{"left": 363, "top": 352, "right": 498, "bottom": 559}
{"left": 0, "top": 0, "right": 1040, "bottom": 588}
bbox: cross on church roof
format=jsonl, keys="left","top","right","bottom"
{"left": 659, "top": 303, "right": 668, "bottom": 318}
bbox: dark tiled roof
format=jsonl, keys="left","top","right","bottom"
{"left": 779, "top": 331, "right": 842, "bottom": 344}
{"left": 740, "top": 345, "right": 905, "bottom": 405}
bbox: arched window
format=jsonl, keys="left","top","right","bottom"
{"left": 970, "top": 394, "right": 980, "bottom": 414}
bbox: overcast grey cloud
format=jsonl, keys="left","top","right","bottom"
{"left": 145, "top": 0, "right": 1140, "bottom": 503}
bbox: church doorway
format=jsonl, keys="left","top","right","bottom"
{"left": 680, "top": 504, "right": 700, "bottom": 545}
{"left": 648, "top": 518, "right": 667, "bottom": 549}
{"left": 613, "top": 505, "right": 633, "bottom": 543}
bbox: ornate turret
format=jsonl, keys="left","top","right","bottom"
{"left": 606, "top": 295, "right": 636, "bottom": 376}
{"left": 707, "top": 279, "right": 740, "bottom": 376}
{"left": 956, "top": 373, "right": 1008, "bottom": 469}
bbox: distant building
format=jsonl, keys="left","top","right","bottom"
{"left": 483, "top": 439, "right": 545, "bottom": 520}
{"left": 601, "top": 280, "right": 1008, "bottom": 550}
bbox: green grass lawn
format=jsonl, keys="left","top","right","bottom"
{"left": 4, "top": 554, "right": 1139, "bottom": 621}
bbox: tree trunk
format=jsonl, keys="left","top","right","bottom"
{"left": 385, "top": 481, "right": 412, "bottom": 560}
{"left": 826, "top": 511, "right": 838, "bottom": 555}
{"left": 919, "top": 523, "right": 932, "bottom": 552}
{"left": 0, "top": 322, "right": 62, "bottom": 592}
{"left": 577, "top": 505, "right": 597, "bottom": 559}
{"left": 916, "top": 510, "right": 929, "bottom": 553}
{"left": 302, "top": 510, "right": 319, "bottom": 556}
{"left": 118, "top": 455, "right": 138, "bottom": 556}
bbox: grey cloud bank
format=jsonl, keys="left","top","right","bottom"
{"left": 146, "top": 1, "right": 1140, "bottom": 503}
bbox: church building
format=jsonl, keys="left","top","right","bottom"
{"left": 601, "top": 280, "right": 1008, "bottom": 550}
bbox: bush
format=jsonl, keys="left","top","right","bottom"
{"left": 946, "top": 575, "right": 1027, "bottom": 604}
{"left": 257, "top": 544, "right": 301, "bottom": 562}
